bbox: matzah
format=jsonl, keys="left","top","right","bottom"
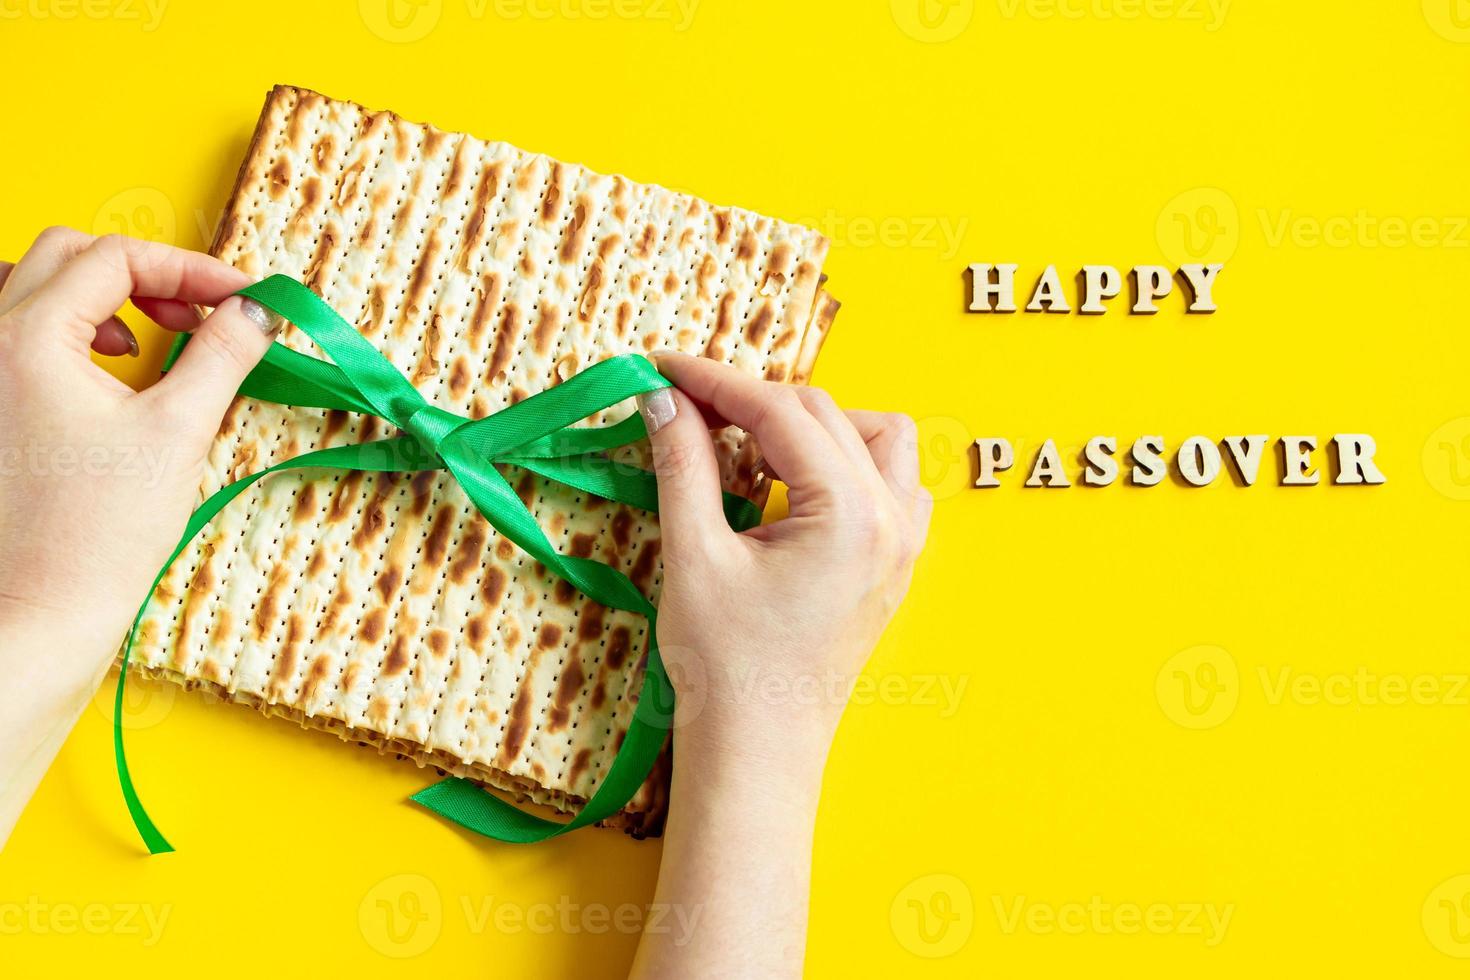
{"left": 130, "top": 85, "right": 839, "bottom": 836}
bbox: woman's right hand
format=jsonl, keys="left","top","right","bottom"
{"left": 639, "top": 352, "right": 932, "bottom": 779}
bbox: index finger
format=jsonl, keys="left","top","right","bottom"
{"left": 9, "top": 234, "right": 250, "bottom": 340}
{"left": 652, "top": 352, "right": 851, "bottom": 502}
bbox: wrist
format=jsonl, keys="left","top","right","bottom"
{"left": 672, "top": 705, "right": 833, "bottom": 813}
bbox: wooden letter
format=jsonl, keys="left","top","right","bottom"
{"left": 1131, "top": 265, "right": 1173, "bottom": 314}
{"left": 1179, "top": 263, "right": 1223, "bottom": 313}
{"left": 974, "top": 438, "right": 1014, "bottom": 488}
{"left": 1083, "top": 436, "right": 1118, "bottom": 486}
{"left": 1131, "top": 435, "right": 1167, "bottom": 486}
{"left": 968, "top": 263, "right": 1019, "bottom": 313}
{"left": 1333, "top": 434, "right": 1386, "bottom": 485}
{"left": 1080, "top": 265, "right": 1122, "bottom": 314}
{"left": 1177, "top": 436, "right": 1223, "bottom": 486}
{"left": 1222, "top": 435, "right": 1267, "bottom": 486}
{"left": 1026, "top": 265, "right": 1072, "bottom": 313}
{"left": 1025, "top": 439, "right": 1071, "bottom": 488}
{"left": 1281, "top": 436, "right": 1319, "bottom": 485}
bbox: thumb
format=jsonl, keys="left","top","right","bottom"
{"left": 150, "top": 295, "right": 282, "bottom": 425}
{"left": 639, "top": 383, "right": 730, "bottom": 561}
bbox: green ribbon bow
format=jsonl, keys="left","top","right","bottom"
{"left": 116, "top": 274, "right": 760, "bottom": 854}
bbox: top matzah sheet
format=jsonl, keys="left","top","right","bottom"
{"left": 131, "top": 85, "right": 838, "bottom": 836}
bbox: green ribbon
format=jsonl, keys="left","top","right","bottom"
{"left": 116, "top": 274, "right": 759, "bottom": 854}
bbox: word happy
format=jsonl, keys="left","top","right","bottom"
{"left": 974, "top": 435, "right": 1385, "bottom": 488}
{"left": 967, "top": 263, "right": 1223, "bottom": 314}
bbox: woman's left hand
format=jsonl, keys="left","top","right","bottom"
{"left": 0, "top": 228, "right": 278, "bottom": 845}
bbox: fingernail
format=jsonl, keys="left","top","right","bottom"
{"left": 238, "top": 296, "right": 285, "bottom": 337}
{"left": 636, "top": 387, "right": 677, "bottom": 436}
{"left": 125, "top": 328, "right": 140, "bottom": 358}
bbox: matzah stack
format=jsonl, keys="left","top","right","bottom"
{"left": 131, "top": 85, "right": 839, "bottom": 835}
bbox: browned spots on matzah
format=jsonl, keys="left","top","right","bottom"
{"left": 423, "top": 505, "right": 455, "bottom": 566}
{"left": 409, "top": 471, "right": 435, "bottom": 517}
{"left": 336, "top": 159, "right": 365, "bottom": 209}
{"left": 375, "top": 562, "right": 403, "bottom": 603}
{"left": 412, "top": 312, "right": 442, "bottom": 382}
{"left": 268, "top": 158, "right": 290, "bottom": 200}
{"left": 450, "top": 524, "right": 487, "bottom": 583}
{"left": 635, "top": 223, "right": 656, "bottom": 260}
{"left": 269, "top": 613, "right": 304, "bottom": 698}
{"left": 466, "top": 271, "right": 501, "bottom": 348}
{"left": 293, "top": 483, "right": 318, "bottom": 523}
{"left": 547, "top": 652, "right": 584, "bottom": 732}
{"left": 328, "top": 470, "right": 365, "bottom": 523}
{"left": 312, "top": 132, "right": 335, "bottom": 170}
{"left": 255, "top": 563, "right": 289, "bottom": 641}
{"left": 480, "top": 564, "right": 508, "bottom": 606}
{"left": 577, "top": 260, "right": 605, "bottom": 323}
{"left": 423, "top": 128, "right": 450, "bottom": 158}
{"left": 485, "top": 302, "right": 520, "bottom": 386}
{"left": 559, "top": 197, "right": 591, "bottom": 263}
{"left": 744, "top": 300, "right": 774, "bottom": 346}
{"left": 353, "top": 478, "right": 395, "bottom": 549}
{"left": 367, "top": 695, "right": 391, "bottom": 728}
{"left": 697, "top": 254, "right": 718, "bottom": 301}
{"left": 705, "top": 293, "right": 736, "bottom": 360}
{"left": 614, "top": 301, "right": 632, "bottom": 340}
{"left": 300, "top": 654, "right": 331, "bottom": 705}
{"left": 444, "top": 138, "right": 471, "bottom": 199}
{"left": 427, "top": 628, "right": 450, "bottom": 660}
{"left": 403, "top": 228, "right": 443, "bottom": 336}
{"left": 383, "top": 634, "right": 410, "bottom": 677}
{"left": 610, "top": 509, "right": 633, "bottom": 550}
{"left": 766, "top": 242, "right": 794, "bottom": 278}
{"left": 359, "top": 607, "right": 387, "bottom": 644}
{"left": 578, "top": 605, "right": 604, "bottom": 641}
{"left": 533, "top": 304, "right": 561, "bottom": 356}
{"left": 631, "top": 540, "right": 661, "bottom": 593}
{"left": 736, "top": 228, "right": 757, "bottom": 262}
{"left": 540, "top": 163, "right": 566, "bottom": 223}
{"left": 498, "top": 651, "right": 540, "bottom": 766}
{"left": 304, "top": 226, "right": 337, "bottom": 293}
{"left": 605, "top": 626, "right": 632, "bottom": 670}
{"left": 448, "top": 355, "right": 472, "bottom": 401}
{"left": 567, "top": 748, "right": 592, "bottom": 789}
{"left": 457, "top": 164, "right": 501, "bottom": 274}
{"left": 466, "top": 615, "right": 489, "bottom": 650}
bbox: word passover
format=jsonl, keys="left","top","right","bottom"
{"left": 967, "top": 263, "right": 1223, "bottom": 314}
{"left": 974, "top": 435, "right": 1386, "bottom": 488}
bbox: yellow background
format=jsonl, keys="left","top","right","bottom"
{"left": 2, "top": 0, "right": 1468, "bottom": 975}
